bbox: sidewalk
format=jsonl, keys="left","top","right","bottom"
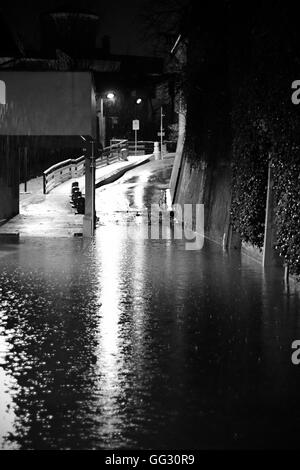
{"left": 0, "top": 155, "right": 151, "bottom": 237}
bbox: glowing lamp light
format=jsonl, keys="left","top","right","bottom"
{"left": 136, "top": 98, "right": 142, "bottom": 105}
{"left": 106, "top": 92, "right": 115, "bottom": 100}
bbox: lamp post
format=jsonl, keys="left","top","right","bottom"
{"left": 133, "top": 98, "right": 142, "bottom": 155}
{"left": 98, "top": 92, "right": 115, "bottom": 148}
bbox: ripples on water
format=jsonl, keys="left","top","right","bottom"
{"left": 0, "top": 228, "right": 300, "bottom": 449}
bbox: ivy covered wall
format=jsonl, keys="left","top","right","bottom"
{"left": 230, "top": 3, "right": 300, "bottom": 277}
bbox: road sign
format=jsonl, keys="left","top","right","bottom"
{"left": 157, "top": 131, "right": 165, "bottom": 136}
{"left": 132, "top": 119, "right": 140, "bottom": 130}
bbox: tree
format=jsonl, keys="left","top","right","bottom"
{"left": 138, "top": 0, "right": 190, "bottom": 57}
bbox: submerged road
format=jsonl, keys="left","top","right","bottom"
{"left": 0, "top": 158, "right": 300, "bottom": 449}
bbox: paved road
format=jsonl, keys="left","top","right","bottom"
{"left": 0, "top": 156, "right": 151, "bottom": 238}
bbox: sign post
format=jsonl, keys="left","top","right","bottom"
{"left": 160, "top": 106, "right": 165, "bottom": 158}
{"left": 157, "top": 131, "right": 165, "bottom": 160}
{"left": 132, "top": 119, "right": 140, "bottom": 156}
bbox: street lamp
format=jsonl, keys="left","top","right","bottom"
{"left": 136, "top": 98, "right": 142, "bottom": 105}
{"left": 98, "top": 91, "right": 116, "bottom": 148}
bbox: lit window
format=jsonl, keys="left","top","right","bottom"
{"left": 0, "top": 80, "right": 6, "bottom": 105}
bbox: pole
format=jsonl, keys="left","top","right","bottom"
{"left": 100, "top": 97, "right": 105, "bottom": 148}
{"left": 135, "top": 129, "right": 137, "bottom": 156}
{"left": 160, "top": 106, "right": 163, "bottom": 159}
{"left": 83, "top": 137, "right": 96, "bottom": 237}
{"left": 91, "top": 140, "right": 95, "bottom": 235}
{"left": 284, "top": 264, "right": 290, "bottom": 284}
{"left": 24, "top": 146, "right": 28, "bottom": 193}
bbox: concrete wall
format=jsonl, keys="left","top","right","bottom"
{"left": 174, "top": 157, "right": 232, "bottom": 246}
{"left": 0, "top": 136, "right": 19, "bottom": 221}
{"left": 0, "top": 71, "right": 96, "bottom": 137}
{"left": 170, "top": 111, "right": 186, "bottom": 202}
{"left": 0, "top": 72, "right": 97, "bottom": 222}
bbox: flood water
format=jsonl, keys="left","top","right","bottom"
{"left": 0, "top": 160, "right": 300, "bottom": 449}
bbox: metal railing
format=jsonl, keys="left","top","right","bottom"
{"left": 98, "top": 139, "right": 129, "bottom": 167}
{"left": 43, "top": 155, "right": 85, "bottom": 194}
{"left": 43, "top": 138, "right": 176, "bottom": 193}
{"left": 128, "top": 140, "right": 155, "bottom": 155}
{"left": 43, "top": 139, "right": 128, "bottom": 194}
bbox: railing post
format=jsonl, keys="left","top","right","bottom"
{"left": 43, "top": 173, "right": 46, "bottom": 194}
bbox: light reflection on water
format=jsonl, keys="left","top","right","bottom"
{"left": 94, "top": 228, "right": 125, "bottom": 446}
{"left": 0, "top": 230, "right": 300, "bottom": 449}
{"left": 0, "top": 330, "right": 19, "bottom": 450}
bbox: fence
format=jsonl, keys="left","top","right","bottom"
{"left": 126, "top": 140, "right": 176, "bottom": 156}
{"left": 43, "top": 139, "right": 128, "bottom": 194}
{"left": 43, "top": 155, "right": 85, "bottom": 194}
{"left": 43, "top": 138, "right": 165, "bottom": 194}
{"left": 128, "top": 141, "right": 155, "bottom": 155}
{"left": 100, "top": 139, "right": 129, "bottom": 166}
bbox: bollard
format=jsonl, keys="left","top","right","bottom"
{"left": 71, "top": 191, "right": 82, "bottom": 205}
{"left": 121, "top": 148, "right": 128, "bottom": 161}
{"left": 71, "top": 187, "right": 80, "bottom": 198}
{"left": 154, "top": 142, "right": 160, "bottom": 160}
{"left": 76, "top": 197, "right": 85, "bottom": 214}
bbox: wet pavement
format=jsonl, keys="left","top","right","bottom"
{"left": 1, "top": 159, "right": 300, "bottom": 449}
{"left": 0, "top": 155, "right": 150, "bottom": 238}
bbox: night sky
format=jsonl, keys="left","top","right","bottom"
{"left": 1, "top": 0, "right": 151, "bottom": 56}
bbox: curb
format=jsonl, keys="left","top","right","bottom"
{"left": 95, "top": 156, "right": 151, "bottom": 189}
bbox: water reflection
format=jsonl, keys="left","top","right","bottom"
{"left": 94, "top": 228, "right": 125, "bottom": 446}
{"left": 0, "top": 233, "right": 300, "bottom": 449}
{"left": 0, "top": 327, "right": 19, "bottom": 449}
{"left": 0, "top": 160, "right": 300, "bottom": 448}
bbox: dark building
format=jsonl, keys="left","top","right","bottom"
{"left": 0, "top": 71, "right": 97, "bottom": 222}
{"left": 0, "top": 13, "right": 22, "bottom": 223}
{"left": 0, "top": 7, "right": 164, "bottom": 145}
{"left": 40, "top": 8, "right": 100, "bottom": 58}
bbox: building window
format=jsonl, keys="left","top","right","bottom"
{"left": 0, "top": 80, "right": 6, "bottom": 105}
